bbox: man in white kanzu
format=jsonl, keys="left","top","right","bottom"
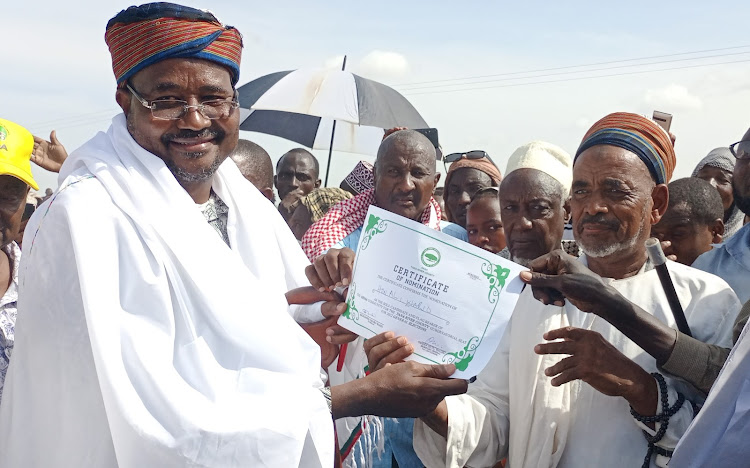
{"left": 0, "top": 3, "right": 467, "bottom": 467}
{"left": 407, "top": 113, "right": 740, "bottom": 468}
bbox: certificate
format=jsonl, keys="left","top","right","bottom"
{"left": 340, "top": 205, "right": 526, "bottom": 378}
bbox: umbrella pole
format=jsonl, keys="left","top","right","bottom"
{"left": 323, "top": 56, "right": 348, "bottom": 187}
{"left": 324, "top": 122, "right": 337, "bottom": 187}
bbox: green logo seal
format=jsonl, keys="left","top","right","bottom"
{"left": 420, "top": 247, "right": 441, "bottom": 267}
{"left": 0, "top": 125, "right": 8, "bottom": 141}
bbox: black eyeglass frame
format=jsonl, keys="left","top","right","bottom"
{"left": 729, "top": 140, "right": 750, "bottom": 160}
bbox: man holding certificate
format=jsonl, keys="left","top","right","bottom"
{"left": 304, "top": 130, "right": 477, "bottom": 468}
{"left": 408, "top": 113, "right": 739, "bottom": 468}
{"left": 312, "top": 114, "right": 740, "bottom": 468}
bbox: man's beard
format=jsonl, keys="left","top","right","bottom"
{"left": 126, "top": 115, "right": 226, "bottom": 184}
{"left": 576, "top": 205, "right": 647, "bottom": 258}
{"left": 733, "top": 185, "right": 750, "bottom": 216}
{"left": 164, "top": 156, "right": 223, "bottom": 183}
{"left": 511, "top": 255, "right": 535, "bottom": 267}
{"left": 161, "top": 128, "right": 225, "bottom": 183}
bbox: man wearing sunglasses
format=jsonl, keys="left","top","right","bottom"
{"left": 443, "top": 150, "right": 503, "bottom": 229}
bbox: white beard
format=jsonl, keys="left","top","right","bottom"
{"left": 511, "top": 255, "right": 536, "bottom": 267}
{"left": 578, "top": 213, "right": 647, "bottom": 258}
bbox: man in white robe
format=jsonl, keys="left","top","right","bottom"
{"left": 411, "top": 112, "right": 740, "bottom": 467}
{"left": 0, "top": 4, "right": 467, "bottom": 467}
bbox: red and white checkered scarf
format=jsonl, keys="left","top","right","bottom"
{"left": 301, "top": 188, "right": 442, "bottom": 261}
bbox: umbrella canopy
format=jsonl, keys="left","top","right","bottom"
{"left": 237, "top": 67, "right": 429, "bottom": 185}
{"left": 239, "top": 108, "right": 385, "bottom": 155}
{"left": 238, "top": 68, "right": 428, "bottom": 128}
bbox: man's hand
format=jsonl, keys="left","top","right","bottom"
{"left": 285, "top": 286, "right": 341, "bottom": 305}
{"left": 285, "top": 286, "right": 356, "bottom": 344}
{"left": 305, "top": 248, "right": 356, "bottom": 292}
{"left": 279, "top": 191, "right": 303, "bottom": 210}
{"left": 325, "top": 324, "right": 358, "bottom": 345}
{"left": 535, "top": 327, "right": 657, "bottom": 416}
{"left": 331, "top": 361, "right": 468, "bottom": 419}
{"left": 32, "top": 131, "right": 68, "bottom": 173}
{"left": 520, "top": 249, "right": 622, "bottom": 314}
{"left": 660, "top": 240, "right": 678, "bottom": 262}
{"left": 364, "top": 331, "right": 414, "bottom": 372}
{"left": 382, "top": 127, "right": 408, "bottom": 141}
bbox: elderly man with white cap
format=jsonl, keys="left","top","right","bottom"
{"left": 496, "top": 141, "right": 574, "bottom": 265}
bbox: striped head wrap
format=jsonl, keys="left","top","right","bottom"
{"left": 105, "top": 2, "right": 243, "bottom": 87}
{"left": 575, "top": 112, "right": 676, "bottom": 184}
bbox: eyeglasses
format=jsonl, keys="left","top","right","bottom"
{"left": 444, "top": 150, "right": 492, "bottom": 163}
{"left": 125, "top": 83, "right": 239, "bottom": 120}
{"left": 729, "top": 140, "right": 750, "bottom": 160}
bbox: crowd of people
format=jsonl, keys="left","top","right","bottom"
{"left": 1, "top": 2, "right": 750, "bottom": 468}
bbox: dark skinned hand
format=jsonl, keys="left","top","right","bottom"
{"left": 382, "top": 127, "right": 408, "bottom": 141}
{"left": 285, "top": 285, "right": 347, "bottom": 317}
{"left": 364, "top": 331, "right": 415, "bottom": 372}
{"left": 535, "top": 326, "right": 657, "bottom": 416}
{"left": 305, "top": 248, "right": 356, "bottom": 292}
{"left": 32, "top": 131, "right": 68, "bottom": 173}
{"left": 519, "top": 249, "right": 624, "bottom": 315}
{"left": 285, "top": 286, "right": 357, "bottom": 344}
{"left": 356, "top": 361, "right": 467, "bottom": 418}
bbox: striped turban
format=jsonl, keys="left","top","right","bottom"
{"left": 105, "top": 2, "right": 243, "bottom": 87}
{"left": 575, "top": 112, "right": 676, "bottom": 184}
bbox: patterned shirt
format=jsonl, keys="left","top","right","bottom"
{"left": 199, "top": 191, "right": 230, "bottom": 247}
{"left": 0, "top": 241, "right": 21, "bottom": 404}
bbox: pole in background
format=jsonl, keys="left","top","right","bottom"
{"left": 323, "top": 55, "right": 347, "bottom": 187}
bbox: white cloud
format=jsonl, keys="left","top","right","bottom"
{"left": 356, "top": 50, "right": 409, "bottom": 79}
{"left": 644, "top": 84, "right": 703, "bottom": 112}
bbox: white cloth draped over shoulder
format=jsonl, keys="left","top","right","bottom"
{"left": 0, "top": 114, "right": 333, "bottom": 468}
{"left": 413, "top": 259, "right": 740, "bottom": 468}
{"left": 670, "top": 314, "right": 750, "bottom": 467}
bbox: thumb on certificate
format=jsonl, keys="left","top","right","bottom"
{"left": 420, "top": 363, "right": 457, "bottom": 379}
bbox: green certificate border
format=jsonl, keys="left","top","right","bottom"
{"left": 345, "top": 208, "right": 511, "bottom": 371}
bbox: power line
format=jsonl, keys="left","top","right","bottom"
{"left": 397, "top": 51, "right": 750, "bottom": 92}
{"left": 394, "top": 44, "right": 750, "bottom": 88}
{"left": 402, "top": 58, "right": 750, "bottom": 96}
{"left": 26, "top": 109, "right": 119, "bottom": 133}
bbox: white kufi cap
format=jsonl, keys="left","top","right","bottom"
{"left": 505, "top": 141, "right": 573, "bottom": 198}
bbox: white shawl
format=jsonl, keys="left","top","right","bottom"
{"left": 670, "top": 315, "right": 750, "bottom": 467}
{"left": 0, "top": 114, "right": 333, "bottom": 467}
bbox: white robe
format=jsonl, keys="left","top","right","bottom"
{"left": 413, "top": 259, "right": 739, "bottom": 468}
{"left": 669, "top": 307, "right": 750, "bottom": 467}
{"left": 0, "top": 114, "right": 334, "bottom": 467}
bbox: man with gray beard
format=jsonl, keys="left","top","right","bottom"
{"left": 498, "top": 141, "right": 574, "bottom": 265}
{"left": 408, "top": 113, "right": 739, "bottom": 468}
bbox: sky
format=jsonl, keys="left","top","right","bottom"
{"left": 3, "top": 1, "right": 750, "bottom": 194}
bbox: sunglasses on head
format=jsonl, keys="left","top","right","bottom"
{"left": 729, "top": 140, "right": 750, "bottom": 160}
{"left": 443, "top": 150, "right": 490, "bottom": 163}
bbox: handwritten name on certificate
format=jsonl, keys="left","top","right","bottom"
{"left": 340, "top": 205, "right": 526, "bottom": 378}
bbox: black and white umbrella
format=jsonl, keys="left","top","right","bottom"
{"left": 238, "top": 63, "right": 428, "bottom": 185}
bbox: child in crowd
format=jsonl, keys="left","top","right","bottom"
{"left": 652, "top": 177, "right": 725, "bottom": 265}
{"left": 465, "top": 187, "right": 506, "bottom": 254}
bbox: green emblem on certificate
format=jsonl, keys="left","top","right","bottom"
{"left": 421, "top": 247, "right": 441, "bottom": 267}
{"left": 343, "top": 205, "right": 525, "bottom": 378}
